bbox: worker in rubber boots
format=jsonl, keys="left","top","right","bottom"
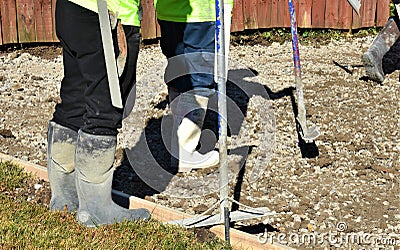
{"left": 362, "top": 0, "right": 400, "bottom": 83}
{"left": 155, "top": 0, "right": 233, "bottom": 173}
{"left": 47, "top": 0, "right": 150, "bottom": 227}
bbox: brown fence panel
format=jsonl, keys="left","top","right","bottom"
{"left": 0, "top": 8, "right": 2, "bottom": 45}
{"left": 325, "top": 0, "right": 339, "bottom": 28}
{"left": 352, "top": 0, "right": 377, "bottom": 29}
{"left": 34, "top": 0, "right": 54, "bottom": 42}
{"left": 337, "top": 0, "right": 353, "bottom": 29}
{"left": 16, "top": 0, "right": 36, "bottom": 43}
{"left": 243, "top": 0, "right": 259, "bottom": 29}
{"left": 284, "top": 0, "right": 291, "bottom": 27}
{"left": 141, "top": 0, "right": 157, "bottom": 39}
{"left": 232, "top": 0, "right": 245, "bottom": 31}
{"left": 297, "top": 0, "right": 312, "bottom": 28}
{"left": 376, "top": 0, "right": 390, "bottom": 27}
{"left": 257, "top": 0, "right": 272, "bottom": 28}
{"left": 52, "top": 0, "right": 57, "bottom": 41}
{"left": 362, "top": 0, "right": 377, "bottom": 27}
{"left": 1, "top": 0, "right": 18, "bottom": 44}
{"left": 274, "top": 0, "right": 289, "bottom": 27}
{"left": 0, "top": 0, "right": 393, "bottom": 44}
{"left": 270, "top": 0, "right": 279, "bottom": 28}
{"left": 311, "top": 0, "right": 325, "bottom": 28}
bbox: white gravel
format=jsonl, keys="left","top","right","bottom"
{"left": 1, "top": 35, "right": 399, "bottom": 249}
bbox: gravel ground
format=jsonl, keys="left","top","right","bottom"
{"left": 1, "top": 36, "right": 399, "bottom": 249}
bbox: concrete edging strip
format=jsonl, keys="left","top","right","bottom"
{"left": 0, "top": 153, "right": 292, "bottom": 250}
{"left": 0, "top": 153, "right": 48, "bottom": 180}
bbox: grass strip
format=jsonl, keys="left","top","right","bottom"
{"left": 0, "top": 161, "right": 231, "bottom": 249}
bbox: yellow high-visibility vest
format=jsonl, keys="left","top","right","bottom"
{"left": 155, "top": 0, "right": 233, "bottom": 23}
{"left": 69, "top": 0, "right": 141, "bottom": 26}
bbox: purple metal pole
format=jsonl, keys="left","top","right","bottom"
{"left": 288, "top": 0, "right": 320, "bottom": 142}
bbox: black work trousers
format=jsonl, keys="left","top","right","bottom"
{"left": 53, "top": 0, "right": 140, "bottom": 136}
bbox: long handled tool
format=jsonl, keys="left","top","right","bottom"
{"left": 215, "top": 0, "right": 231, "bottom": 242}
{"left": 97, "top": 0, "right": 123, "bottom": 108}
{"left": 166, "top": 0, "right": 274, "bottom": 242}
{"left": 288, "top": 0, "right": 320, "bottom": 142}
{"left": 396, "top": 2, "right": 400, "bottom": 18}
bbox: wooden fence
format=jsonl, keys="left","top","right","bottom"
{"left": 0, "top": 0, "right": 391, "bottom": 45}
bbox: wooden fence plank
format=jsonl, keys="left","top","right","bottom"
{"left": 231, "top": 0, "right": 245, "bottom": 31}
{"left": 16, "top": 0, "right": 36, "bottom": 43}
{"left": 270, "top": 0, "right": 279, "bottom": 28}
{"left": 284, "top": 0, "right": 291, "bottom": 27}
{"left": 51, "top": 0, "right": 57, "bottom": 41}
{"left": 257, "top": 0, "right": 271, "bottom": 28}
{"left": 0, "top": 7, "right": 3, "bottom": 45}
{"left": 297, "top": 0, "right": 312, "bottom": 28}
{"left": 311, "top": 0, "right": 325, "bottom": 28}
{"left": 276, "top": 0, "right": 288, "bottom": 27}
{"left": 324, "top": 0, "right": 339, "bottom": 28}
{"left": 337, "top": 0, "right": 353, "bottom": 29}
{"left": 243, "top": 0, "right": 258, "bottom": 29}
{"left": 1, "top": 0, "right": 18, "bottom": 44}
{"left": 376, "top": 0, "right": 390, "bottom": 27}
{"left": 361, "top": 0, "right": 377, "bottom": 27}
{"left": 34, "top": 0, "right": 54, "bottom": 42}
{"left": 141, "top": 0, "right": 157, "bottom": 39}
{"left": 34, "top": 0, "right": 45, "bottom": 42}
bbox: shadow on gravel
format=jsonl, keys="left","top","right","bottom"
{"left": 287, "top": 92, "right": 320, "bottom": 159}
{"left": 259, "top": 71, "right": 319, "bottom": 158}
{"left": 113, "top": 67, "right": 317, "bottom": 201}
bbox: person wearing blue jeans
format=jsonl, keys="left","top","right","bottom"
{"left": 155, "top": 0, "right": 224, "bottom": 172}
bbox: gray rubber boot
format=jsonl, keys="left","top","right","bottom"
{"left": 75, "top": 131, "right": 150, "bottom": 227}
{"left": 362, "top": 18, "right": 400, "bottom": 82}
{"left": 170, "top": 89, "right": 219, "bottom": 172}
{"left": 47, "top": 121, "right": 78, "bottom": 212}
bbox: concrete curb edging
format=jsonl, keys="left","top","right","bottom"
{"left": 0, "top": 153, "right": 48, "bottom": 180}
{"left": 0, "top": 152, "right": 293, "bottom": 250}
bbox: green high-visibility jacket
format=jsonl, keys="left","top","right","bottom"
{"left": 69, "top": 0, "right": 141, "bottom": 26}
{"left": 155, "top": 0, "right": 233, "bottom": 23}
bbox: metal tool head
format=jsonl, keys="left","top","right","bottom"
{"left": 347, "top": 0, "right": 361, "bottom": 16}
{"left": 300, "top": 124, "right": 320, "bottom": 143}
{"left": 167, "top": 207, "right": 275, "bottom": 228}
{"left": 396, "top": 3, "right": 400, "bottom": 18}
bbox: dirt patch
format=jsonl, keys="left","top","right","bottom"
{"left": 0, "top": 44, "right": 62, "bottom": 60}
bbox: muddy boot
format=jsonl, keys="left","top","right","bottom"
{"left": 47, "top": 121, "right": 78, "bottom": 212}
{"left": 170, "top": 89, "right": 219, "bottom": 172}
{"left": 75, "top": 131, "right": 150, "bottom": 227}
{"left": 362, "top": 18, "right": 400, "bottom": 82}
